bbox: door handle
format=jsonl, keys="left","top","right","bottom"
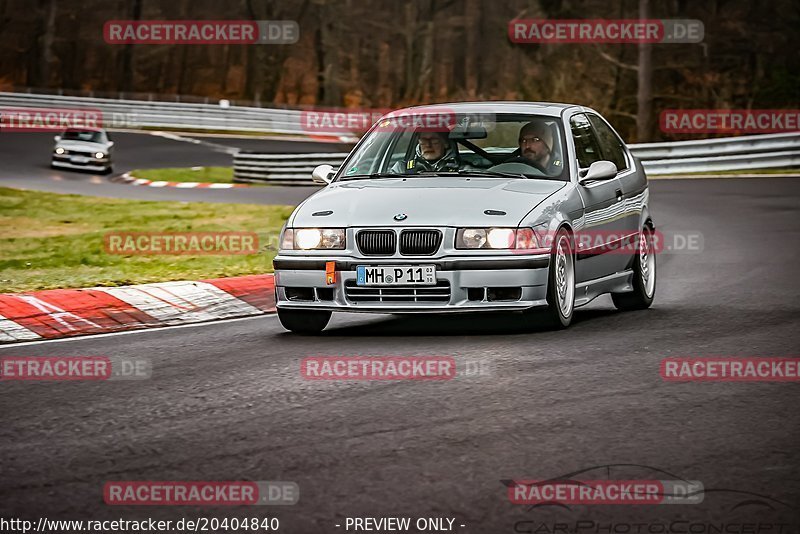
{"left": 615, "top": 188, "right": 623, "bottom": 202}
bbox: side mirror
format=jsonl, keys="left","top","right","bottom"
{"left": 579, "top": 160, "right": 617, "bottom": 185}
{"left": 54, "top": 135, "right": 61, "bottom": 142}
{"left": 107, "top": 141, "right": 115, "bottom": 148}
{"left": 311, "top": 164, "right": 334, "bottom": 185}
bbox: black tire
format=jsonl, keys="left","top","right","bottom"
{"left": 277, "top": 307, "right": 331, "bottom": 334}
{"left": 611, "top": 224, "right": 656, "bottom": 310}
{"left": 525, "top": 228, "right": 575, "bottom": 330}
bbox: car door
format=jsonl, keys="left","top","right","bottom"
{"left": 569, "top": 112, "right": 628, "bottom": 283}
{"left": 587, "top": 113, "right": 643, "bottom": 243}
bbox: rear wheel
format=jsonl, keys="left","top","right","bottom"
{"left": 277, "top": 308, "right": 331, "bottom": 334}
{"left": 526, "top": 228, "right": 574, "bottom": 329}
{"left": 612, "top": 224, "right": 656, "bottom": 310}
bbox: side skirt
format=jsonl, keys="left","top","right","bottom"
{"left": 574, "top": 270, "right": 634, "bottom": 308}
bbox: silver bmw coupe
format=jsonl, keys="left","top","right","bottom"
{"left": 273, "top": 102, "right": 656, "bottom": 333}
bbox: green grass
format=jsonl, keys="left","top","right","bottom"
{"left": 0, "top": 187, "right": 293, "bottom": 292}
{"left": 660, "top": 167, "right": 800, "bottom": 176}
{"left": 130, "top": 166, "right": 235, "bottom": 184}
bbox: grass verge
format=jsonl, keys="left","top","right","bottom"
{"left": 129, "top": 166, "right": 236, "bottom": 184}
{"left": 658, "top": 167, "right": 800, "bottom": 176}
{"left": 0, "top": 187, "right": 293, "bottom": 292}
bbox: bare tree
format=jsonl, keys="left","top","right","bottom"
{"left": 636, "top": 0, "right": 653, "bottom": 141}
{"left": 38, "top": 0, "right": 57, "bottom": 87}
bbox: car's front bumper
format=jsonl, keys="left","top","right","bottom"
{"left": 52, "top": 156, "right": 110, "bottom": 172}
{"left": 273, "top": 254, "right": 550, "bottom": 313}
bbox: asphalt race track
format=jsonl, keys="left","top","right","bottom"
{"left": 1, "top": 177, "right": 799, "bottom": 530}
{"left": 0, "top": 131, "right": 347, "bottom": 204}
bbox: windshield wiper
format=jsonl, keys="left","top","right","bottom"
{"left": 428, "top": 169, "right": 534, "bottom": 179}
{"left": 340, "top": 172, "right": 405, "bottom": 181}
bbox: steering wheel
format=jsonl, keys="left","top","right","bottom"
{"left": 502, "top": 156, "right": 548, "bottom": 174}
{"left": 487, "top": 160, "right": 547, "bottom": 177}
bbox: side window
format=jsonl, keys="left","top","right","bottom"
{"left": 588, "top": 114, "right": 627, "bottom": 171}
{"left": 569, "top": 114, "right": 603, "bottom": 169}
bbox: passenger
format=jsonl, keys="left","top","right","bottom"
{"left": 512, "top": 120, "right": 562, "bottom": 174}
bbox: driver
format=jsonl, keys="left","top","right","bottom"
{"left": 509, "top": 120, "right": 562, "bottom": 174}
{"left": 392, "top": 131, "right": 460, "bottom": 174}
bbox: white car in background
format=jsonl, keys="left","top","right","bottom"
{"left": 51, "top": 128, "right": 114, "bottom": 174}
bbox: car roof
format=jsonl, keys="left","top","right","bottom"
{"left": 387, "top": 101, "right": 585, "bottom": 118}
{"left": 64, "top": 127, "right": 105, "bottom": 133}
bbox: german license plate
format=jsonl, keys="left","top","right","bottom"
{"left": 71, "top": 156, "right": 89, "bottom": 164}
{"left": 356, "top": 265, "right": 436, "bottom": 286}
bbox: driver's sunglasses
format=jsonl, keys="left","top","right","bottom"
{"left": 519, "top": 136, "right": 543, "bottom": 145}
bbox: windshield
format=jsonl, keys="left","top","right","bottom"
{"left": 62, "top": 130, "right": 104, "bottom": 143}
{"left": 337, "top": 112, "right": 567, "bottom": 181}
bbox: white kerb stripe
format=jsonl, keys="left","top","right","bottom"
{"left": 95, "top": 281, "right": 262, "bottom": 324}
{"left": 0, "top": 314, "right": 41, "bottom": 341}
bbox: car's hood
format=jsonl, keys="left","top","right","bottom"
{"left": 56, "top": 140, "right": 109, "bottom": 151}
{"left": 292, "top": 177, "right": 566, "bottom": 227}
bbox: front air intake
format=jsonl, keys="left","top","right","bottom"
{"left": 356, "top": 230, "right": 396, "bottom": 256}
{"left": 399, "top": 230, "right": 442, "bottom": 256}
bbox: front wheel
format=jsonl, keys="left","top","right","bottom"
{"left": 612, "top": 224, "right": 656, "bottom": 310}
{"left": 277, "top": 308, "right": 331, "bottom": 334}
{"left": 526, "top": 228, "right": 575, "bottom": 329}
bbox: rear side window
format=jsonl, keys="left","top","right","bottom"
{"left": 588, "top": 114, "right": 628, "bottom": 171}
{"left": 569, "top": 113, "right": 603, "bottom": 169}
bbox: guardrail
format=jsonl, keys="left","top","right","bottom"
{"left": 0, "top": 91, "right": 330, "bottom": 137}
{"left": 234, "top": 152, "right": 350, "bottom": 185}
{"left": 236, "top": 132, "right": 800, "bottom": 184}
{"left": 2, "top": 92, "right": 797, "bottom": 180}
{"left": 629, "top": 132, "right": 800, "bottom": 174}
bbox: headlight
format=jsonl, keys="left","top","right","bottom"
{"left": 281, "top": 228, "right": 345, "bottom": 250}
{"left": 456, "top": 227, "right": 541, "bottom": 250}
{"left": 487, "top": 228, "right": 515, "bottom": 248}
{"left": 55, "top": 147, "right": 65, "bottom": 155}
{"left": 94, "top": 152, "right": 105, "bottom": 159}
